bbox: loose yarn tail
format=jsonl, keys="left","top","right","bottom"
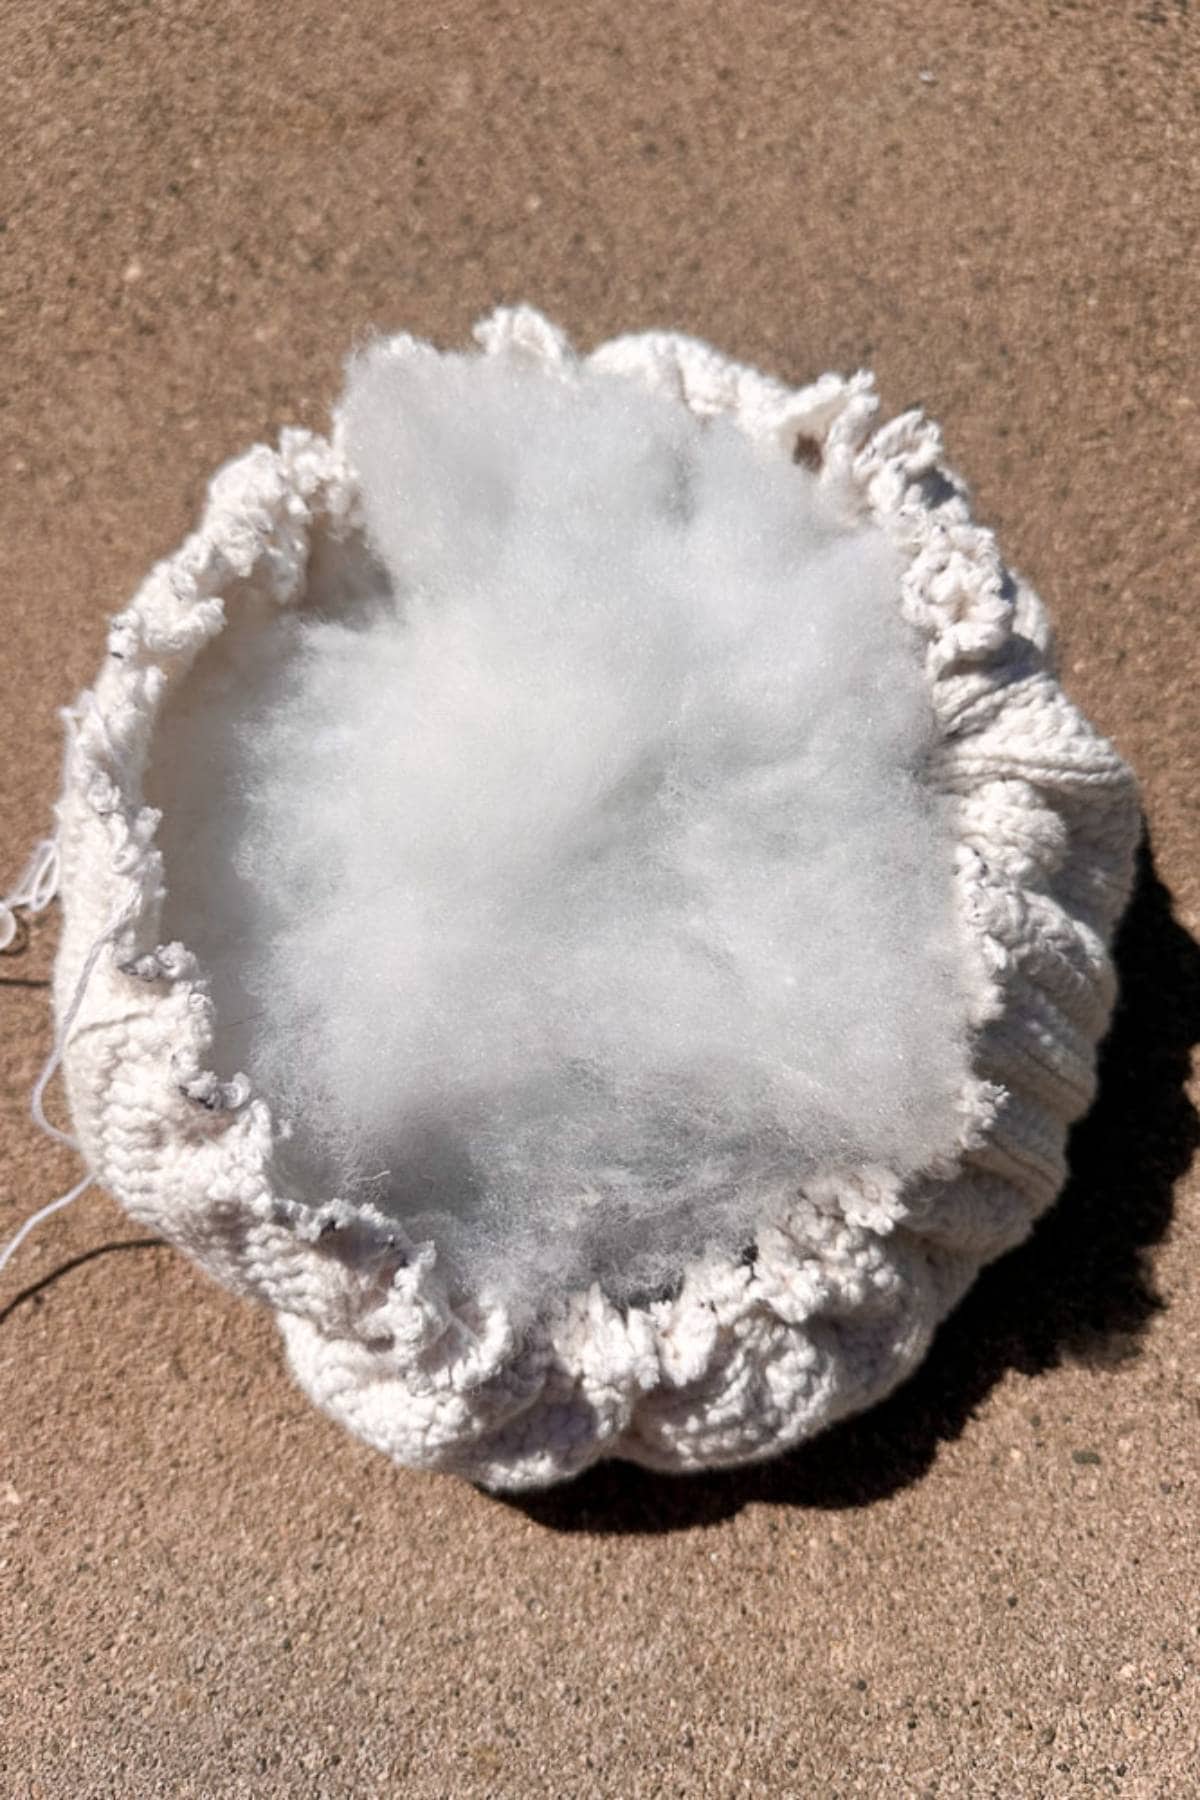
{"left": 0, "top": 832, "right": 127, "bottom": 1276}
{"left": 0, "top": 1172, "right": 94, "bottom": 1278}
{"left": 0, "top": 836, "right": 60, "bottom": 951}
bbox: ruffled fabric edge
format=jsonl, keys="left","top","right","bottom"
{"left": 52, "top": 305, "right": 1140, "bottom": 1490}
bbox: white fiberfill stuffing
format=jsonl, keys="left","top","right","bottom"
{"left": 153, "top": 344, "right": 974, "bottom": 1311}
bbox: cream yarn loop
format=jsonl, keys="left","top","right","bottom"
{"left": 43, "top": 307, "right": 1138, "bottom": 1490}
{"left": 0, "top": 836, "right": 60, "bottom": 952}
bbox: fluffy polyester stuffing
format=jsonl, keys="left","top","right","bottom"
{"left": 154, "top": 344, "right": 974, "bottom": 1311}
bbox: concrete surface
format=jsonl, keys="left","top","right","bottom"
{"left": 1, "top": 1, "right": 1197, "bottom": 1794}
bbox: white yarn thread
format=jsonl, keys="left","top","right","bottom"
{"left": 0, "top": 835, "right": 139, "bottom": 1276}
{"left": 0, "top": 1172, "right": 95, "bottom": 1278}
{"left": 0, "top": 836, "right": 60, "bottom": 951}
{"left": 30, "top": 907, "right": 134, "bottom": 1152}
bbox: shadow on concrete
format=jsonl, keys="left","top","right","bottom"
{"left": 507, "top": 834, "right": 1198, "bottom": 1534}
{"left": 0, "top": 1239, "right": 164, "bottom": 1328}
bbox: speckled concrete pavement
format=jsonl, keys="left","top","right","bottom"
{"left": 2, "top": 4, "right": 1197, "bottom": 1793}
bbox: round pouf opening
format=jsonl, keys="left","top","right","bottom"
{"left": 149, "top": 340, "right": 975, "bottom": 1316}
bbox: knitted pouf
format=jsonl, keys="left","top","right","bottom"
{"left": 50, "top": 306, "right": 1139, "bottom": 1491}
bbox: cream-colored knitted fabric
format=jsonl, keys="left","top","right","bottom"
{"left": 50, "top": 306, "right": 1139, "bottom": 1491}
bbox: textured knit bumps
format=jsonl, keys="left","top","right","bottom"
{"left": 52, "top": 307, "right": 1140, "bottom": 1491}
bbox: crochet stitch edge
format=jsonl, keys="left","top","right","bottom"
{"left": 50, "top": 306, "right": 1140, "bottom": 1490}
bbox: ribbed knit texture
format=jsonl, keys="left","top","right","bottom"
{"left": 51, "top": 307, "right": 1140, "bottom": 1490}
